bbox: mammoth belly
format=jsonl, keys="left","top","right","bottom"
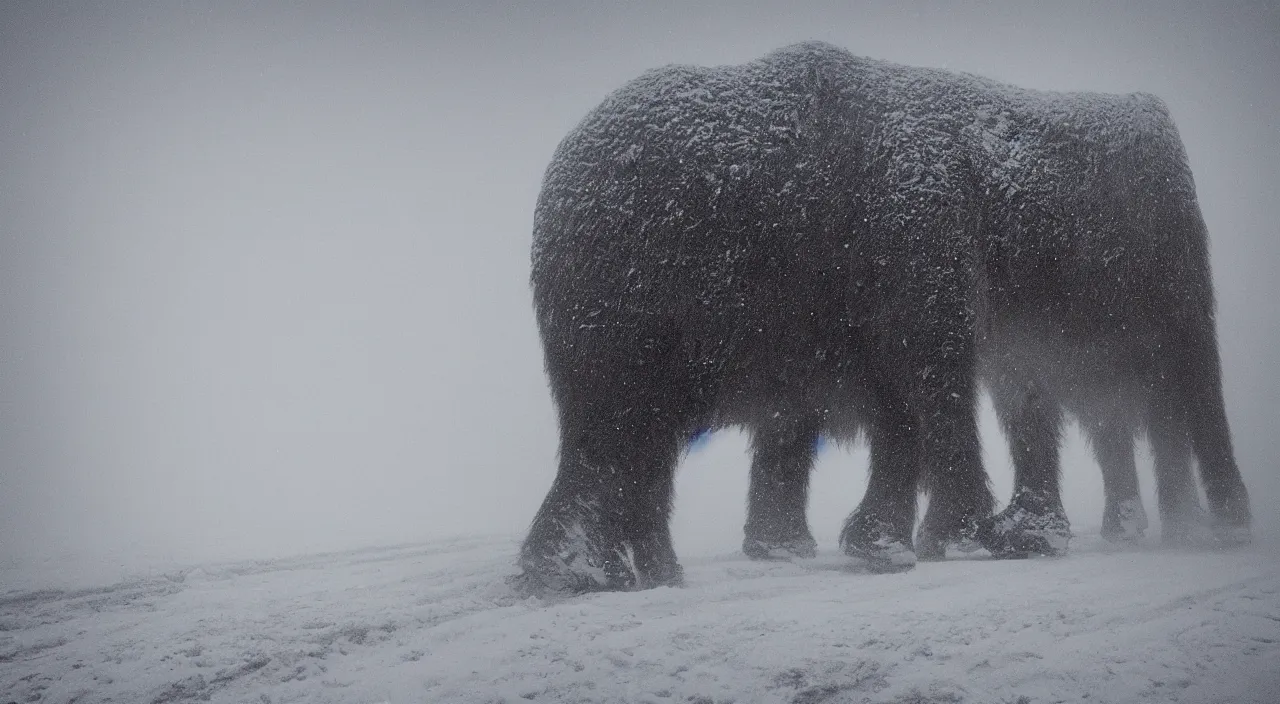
{"left": 979, "top": 318, "right": 1158, "bottom": 428}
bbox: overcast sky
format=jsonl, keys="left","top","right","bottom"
{"left": 1, "top": 1, "right": 1277, "bottom": 585}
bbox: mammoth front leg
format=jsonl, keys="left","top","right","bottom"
{"left": 743, "top": 415, "right": 821, "bottom": 560}
{"left": 913, "top": 374, "right": 998, "bottom": 561}
{"left": 519, "top": 413, "right": 685, "bottom": 593}
{"left": 840, "top": 397, "right": 923, "bottom": 572}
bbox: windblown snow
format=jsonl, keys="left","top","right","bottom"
{"left": 3, "top": 535, "right": 1278, "bottom": 703}
{"left": 2, "top": 40, "right": 1273, "bottom": 704}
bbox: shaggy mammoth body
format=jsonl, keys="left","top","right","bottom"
{"left": 747, "top": 359, "right": 1233, "bottom": 564}
{"left": 522, "top": 42, "right": 1250, "bottom": 592}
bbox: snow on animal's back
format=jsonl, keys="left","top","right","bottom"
{"left": 528, "top": 40, "right": 1205, "bottom": 370}
{"left": 533, "top": 41, "right": 1189, "bottom": 261}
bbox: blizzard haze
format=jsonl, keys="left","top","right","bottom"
{"left": 1, "top": 1, "right": 1278, "bottom": 585}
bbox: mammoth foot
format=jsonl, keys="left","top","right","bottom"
{"left": 743, "top": 533, "right": 818, "bottom": 561}
{"left": 978, "top": 490, "right": 1072, "bottom": 558}
{"left": 840, "top": 511, "right": 916, "bottom": 573}
{"left": 518, "top": 522, "right": 684, "bottom": 594}
{"left": 516, "top": 546, "right": 684, "bottom": 594}
{"left": 915, "top": 513, "right": 983, "bottom": 562}
{"left": 1101, "top": 497, "right": 1148, "bottom": 543}
{"left": 1209, "top": 484, "right": 1252, "bottom": 548}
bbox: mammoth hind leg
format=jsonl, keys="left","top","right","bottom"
{"left": 977, "top": 387, "right": 1072, "bottom": 558}
{"left": 1175, "top": 338, "right": 1251, "bottom": 545}
{"left": 1089, "top": 419, "right": 1148, "bottom": 543}
{"left": 743, "top": 414, "right": 821, "bottom": 561}
{"left": 1147, "top": 396, "right": 1213, "bottom": 547}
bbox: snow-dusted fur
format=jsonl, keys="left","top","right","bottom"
{"left": 523, "top": 42, "right": 1250, "bottom": 592}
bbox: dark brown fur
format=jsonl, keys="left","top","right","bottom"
{"left": 520, "top": 42, "right": 1250, "bottom": 592}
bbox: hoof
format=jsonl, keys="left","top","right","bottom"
{"left": 515, "top": 554, "right": 630, "bottom": 594}
{"left": 852, "top": 540, "right": 917, "bottom": 573}
{"left": 743, "top": 534, "right": 818, "bottom": 561}
{"left": 979, "top": 491, "right": 1071, "bottom": 558}
{"left": 916, "top": 516, "right": 983, "bottom": 562}
{"left": 1101, "top": 497, "right": 1148, "bottom": 543}
{"left": 841, "top": 514, "right": 916, "bottom": 573}
{"left": 518, "top": 527, "right": 684, "bottom": 595}
{"left": 1208, "top": 492, "right": 1251, "bottom": 548}
{"left": 516, "top": 552, "right": 684, "bottom": 595}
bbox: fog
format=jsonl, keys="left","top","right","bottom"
{"left": 1, "top": 1, "right": 1277, "bottom": 584}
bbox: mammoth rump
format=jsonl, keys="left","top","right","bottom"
{"left": 519, "top": 41, "right": 1250, "bottom": 593}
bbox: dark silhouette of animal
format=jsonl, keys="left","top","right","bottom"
{"left": 521, "top": 42, "right": 1251, "bottom": 592}
{"left": 746, "top": 386, "right": 1217, "bottom": 563}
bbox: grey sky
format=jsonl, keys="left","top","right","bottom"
{"left": 1, "top": 1, "right": 1276, "bottom": 583}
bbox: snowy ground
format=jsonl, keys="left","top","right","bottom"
{"left": 3, "top": 534, "right": 1279, "bottom": 704}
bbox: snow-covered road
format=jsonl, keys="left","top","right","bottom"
{"left": 3, "top": 535, "right": 1279, "bottom": 703}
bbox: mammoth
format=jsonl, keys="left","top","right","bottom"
{"left": 744, "top": 361, "right": 1223, "bottom": 563}
{"left": 520, "top": 42, "right": 1250, "bottom": 592}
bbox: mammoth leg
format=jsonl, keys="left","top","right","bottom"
{"left": 850, "top": 324, "right": 994, "bottom": 568}
{"left": 1148, "top": 395, "right": 1210, "bottom": 547}
{"left": 1176, "top": 335, "right": 1250, "bottom": 545}
{"left": 913, "top": 372, "right": 996, "bottom": 561}
{"left": 840, "top": 394, "right": 923, "bottom": 572}
{"left": 744, "top": 414, "right": 821, "bottom": 560}
{"left": 1090, "top": 419, "right": 1147, "bottom": 543}
{"left": 844, "top": 204, "right": 999, "bottom": 565}
{"left": 519, "top": 413, "right": 686, "bottom": 593}
{"left": 519, "top": 322, "right": 696, "bottom": 593}
{"left": 975, "top": 388, "right": 1071, "bottom": 557}
{"left": 904, "top": 346, "right": 997, "bottom": 561}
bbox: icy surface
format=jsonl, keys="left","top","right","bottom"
{"left": 3, "top": 536, "right": 1278, "bottom": 703}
